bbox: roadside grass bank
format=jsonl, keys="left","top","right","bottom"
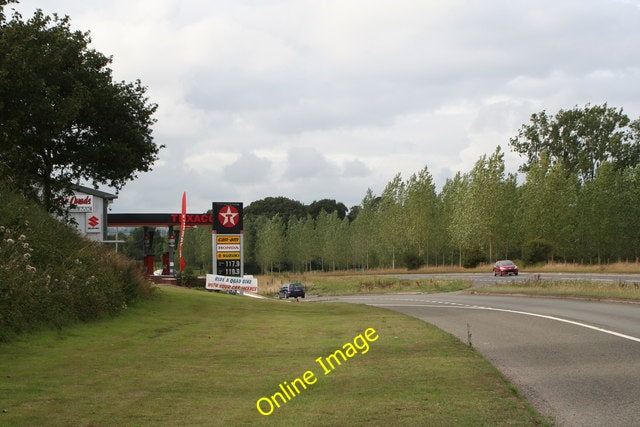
{"left": 524, "top": 261, "right": 640, "bottom": 274}
{"left": 258, "top": 273, "right": 471, "bottom": 297}
{"left": 0, "top": 185, "right": 153, "bottom": 343}
{"left": 261, "top": 261, "right": 640, "bottom": 277}
{"left": 256, "top": 273, "right": 470, "bottom": 297}
{"left": 475, "top": 278, "right": 640, "bottom": 301}
{"left": 0, "top": 286, "right": 546, "bottom": 426}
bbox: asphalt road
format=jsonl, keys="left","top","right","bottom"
{"left": 396, "top": 271, "right": 640, "bottom": 288}
{"left": 317, "top": 277, "right": 640, "bottom": 426}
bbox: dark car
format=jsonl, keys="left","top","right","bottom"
{"left": 278, "top": 282, "right": 305, "bottom": 299}
{"left": 493, "top": 260, "right": 518, "bottom": 276}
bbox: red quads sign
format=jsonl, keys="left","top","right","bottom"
{"left": 64, "top": 194, "right": 94, "bottom": 213}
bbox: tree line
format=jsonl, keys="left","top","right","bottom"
{"left": 166, "top": 104, "right": 640, "bottom": 274}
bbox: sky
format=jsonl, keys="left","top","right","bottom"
{"left": 12, "top": 0, "right": 640, "bottom": 213}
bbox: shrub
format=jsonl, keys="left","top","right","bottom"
{"left": 522, "top": 239, "right": 554, "bottom": 264}
{"left": 0, "top": 185, "right": 153, "bottom": 342}
{"left": 403, "top": 251, "right": 423, "bottom": 270}
{"left": 462, "top": 247, "right": 487, "bottom": 268}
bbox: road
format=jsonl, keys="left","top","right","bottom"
{"left": 317, "top": 276, "right": 640, "bottom": 426}
{"left": 396, "top": 271, "right": 640, "bottom": 288}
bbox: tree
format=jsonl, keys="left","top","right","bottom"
{"left": 255, "top": 215, "right": 285, "bottom": 273}
{"left": 442, "top": 172, "right": 468, "bottom": 267}
{"left": 307, "top": 199, "right": 348, "bottom": 220}
{"left": 451, "top": 147, "right": 513, "bottom": 262}
{"left": 351, "top": 189, "right": 379, "bottom": 269}
{"left": 244, "top": 197, "right": 307, "bottom": 223}
{"left": 622, "top": 165, "right": 640, "bottom": 260}
{"left": 517, "top": 152, "right": 578, "bottom": 261}
{"left": 509, "top": 103, "right": 638, "bottom": 183}
{"left": 0, "top": 7, "right": 161, "bottom": 214}
{"left": 315, "top": 210, "right": 344, "bottom": 271}
{"left": 404, "top": 165, "right": 437, "bottom": 266}
{"left": 375, "top": 173, "right": 406, "bottom": 268}
{"left": 577, "top": 162, "right": 628, "bottom": 263}
{"left": 285, "top": 215, "right": 315, "bottom": 272}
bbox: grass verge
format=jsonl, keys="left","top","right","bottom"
{"left": 0, "top": 286, "right": 546, "bottom": 426}
{"left": 256, "top": 273, "right": 470, "bottom": 297}
{"left": 474, "top": 278, "right": 640, "bottom": 301}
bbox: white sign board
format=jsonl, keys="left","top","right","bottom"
{"left": 206, "top": 274, "right": 258, "bottom": 292}
{"left": 86, "top": 214, "right": 101, "bottom": 233}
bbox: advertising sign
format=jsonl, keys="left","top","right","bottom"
{"left": 205, "top": 274, "right": 258, "bottom": 292}
{"left": 212, "top": 202, "right": 243, "bottom": 234}
{"left": 86, "top": 214, "right": 101, "bottom": 233}
{"left": 212, "top": 202, "right": 244, "bottom": 277}
{"left": 66, "top": 194, "right": 94, "bottom": 213}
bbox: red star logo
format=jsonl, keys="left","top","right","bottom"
{"left": 88, "top": 216, "right": 99, "bottom": 227}
{"left": 218, "top": 205, "right": 239, "bottom": 228}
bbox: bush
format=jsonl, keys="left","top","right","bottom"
{"left": 0, "top": 185, "right": 153, "bottom": 342}
{"left": 462, "top": 247, "right": 487, "bottom": 268}
{"left": 403, "top": 251, "right": 423, "bottom": 270}
{"left": 522, "top": 239, "right": 554, "bottom": 264}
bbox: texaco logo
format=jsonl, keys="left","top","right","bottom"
{"left": 217, "top": 205, "right": 240, "bottom": 228}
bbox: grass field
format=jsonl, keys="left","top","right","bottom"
{"left": 473, "top": 277, "right": 640, "bottom": 301}
{"left": 255, "top": 260, "right": 640, "bottom": 301}
{"left": 0, "top": 286, "right": 547, "bottom": 426}
{"left": 257, "top": 273, "right": 470, "bottom": 297}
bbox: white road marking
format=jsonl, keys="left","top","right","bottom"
{"left": 366, "top": 301, "right": 640, "bottom": 344}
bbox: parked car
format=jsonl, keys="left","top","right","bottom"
{"left": 278, "top": 282, "right": 306, "bottom": 299}
{"left": 493, "top": 260, "right": 519, "bottom": 276}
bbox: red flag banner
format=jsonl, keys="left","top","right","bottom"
{"left": 179, "top": 192, "right": 187, "bottom": 272}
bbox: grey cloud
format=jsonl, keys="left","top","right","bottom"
{"left": 341, "top": 159, "right": 371, "bottom": 178}
{"left": 222, "top": 152, "right": 273, "bottom": 184}
{"left": 284, "top": 146, "right": 338, "bottom": 180}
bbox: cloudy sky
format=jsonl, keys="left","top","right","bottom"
{"left": 13, "top": 0, "right": 640, "bottom": 213}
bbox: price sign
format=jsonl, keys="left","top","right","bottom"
{"left": 217, "top": 259, "right": 241, "bottom": 276}
{"left": 211, "top": 202, "right": 243, "bottom": 277}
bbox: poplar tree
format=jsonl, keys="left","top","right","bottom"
{"left": 351, "top": 189, "right": 379, "bottom": 270}
{"left": 255, "top": 215, "right": 285, "bottom": 273}
{"left": 577, "top": 162, "right": 627, "bottom": 263}
{"left": 375, "top": 174, "right": 406, "bottom": 268}
{"left": 442, "top": 172, "right": 469, "bottom": 267}
{"left": 404, "top": 166, "right": 437, "bottom": 266}
{"left": 517, "top": 152, "right": 578, "bottom": 261}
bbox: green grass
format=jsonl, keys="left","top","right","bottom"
{"left": 258, "top": 273, "right": 471, "bottom": 297}
{"left": 475, "top": 278, "right": 640, "bottom": 301}
{"left": 0, "top": 286, "right": 546, "bottom": 426}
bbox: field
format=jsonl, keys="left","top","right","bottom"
{"left": 0, "top": 286, "right": 547, "bottom": 426}
{"left": 256, "top": 273, "right": 470, "bottom": 297}
{"left": 472, "top": 277, "right": 640, "bottom": 301}
{"left": 255, "top": 262, "right": 640, "bottom": 302}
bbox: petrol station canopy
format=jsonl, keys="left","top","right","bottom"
{"left": 107, "top": 213, "right": 214, "bottom": 227}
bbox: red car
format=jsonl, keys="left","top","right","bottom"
{"left": 493, "top": 260, "right": 518, "bottom": 276}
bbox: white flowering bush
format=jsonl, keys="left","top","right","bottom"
{"left": 0, "top": 186, "right": 153, "bottom": 342}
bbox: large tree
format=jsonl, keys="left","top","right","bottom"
{"left": 244, "top": 196, "right": 307, "bottom": 223}
{"left": 307, "top": 198, "right": 348, "bottom": 220}
{"left": 0, "top": 5, "right": 161, "bottom": 213}
{"left": 509, "top": 103, "right": 639, "bottom": 183}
